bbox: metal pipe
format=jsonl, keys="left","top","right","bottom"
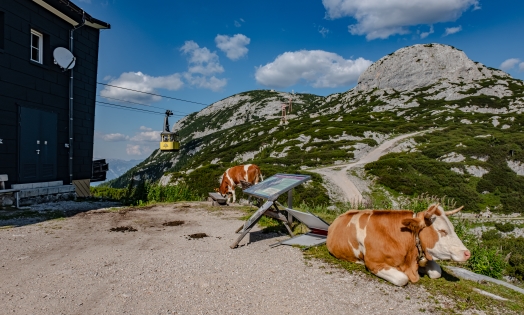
{"left": 68, "top": 13, "right": 85, "bottom": 184}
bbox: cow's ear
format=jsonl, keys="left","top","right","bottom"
{"left": 424, "top": 203, "right": 440, "bottom": 219}
{"left": 402, "top": 218, "right": 425, "bottom": 232}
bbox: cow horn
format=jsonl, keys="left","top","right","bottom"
{"left": 444, "top": 206, "right": 464, "bottom": 216}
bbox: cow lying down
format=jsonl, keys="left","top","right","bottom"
{"left": 326, "top": 204, "right": 470, "bottom": 286}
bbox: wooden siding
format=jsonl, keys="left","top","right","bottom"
{"left": 0, "top": 0, "right": 101, "bottom": 187}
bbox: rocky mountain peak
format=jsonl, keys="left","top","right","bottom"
{"left": 356, "top": 44, "right": 508, "bottom": 92}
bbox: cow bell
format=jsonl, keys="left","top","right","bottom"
{"left": 418, "top": 257, "right": 428, "bottom": 267}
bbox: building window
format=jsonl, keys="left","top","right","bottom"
{"left": 31, "top": 29, "right": 43, "bottom": 63}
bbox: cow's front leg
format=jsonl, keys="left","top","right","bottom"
{"left": 231, "top": 189, "right": 236, "bottom": 203}
{"left": 373, "top": 266, "right": 409, "bottom": 286}
{"left": 419, "top": 260, "right": 442, "bottom": 279}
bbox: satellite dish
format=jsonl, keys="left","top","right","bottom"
{"left": 53, "top": 47, "right": 76, "bottom": 70}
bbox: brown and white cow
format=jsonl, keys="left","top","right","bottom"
{"left": 217, "top": 164, "right": 263, "bottom": 203}
{"left": 326, "top": 203, "right": 470, "bottom": 286}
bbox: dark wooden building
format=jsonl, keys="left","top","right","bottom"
{"left": 0, "top": 0, "right": 109, "bottom": 189}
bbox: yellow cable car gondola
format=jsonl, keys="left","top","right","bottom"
{"left": 160, "top": 110, "right": 180, "bottom": 152}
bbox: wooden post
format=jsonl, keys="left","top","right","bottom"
{"left": 287, "top": 189, "right": 293, "bottom": 224}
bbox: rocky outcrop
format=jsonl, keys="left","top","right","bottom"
{"left": 356, "top": 44, "right": 508, "bottom": 92}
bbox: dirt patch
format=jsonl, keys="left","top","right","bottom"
{"left": 188, "top": 232, "right": 208, "bottom": 239}
{"left": 109, "top": 226, "right": 137, "bottom": 232}
{"left": 163, "top": 220, "right": 185, "bottom": 226}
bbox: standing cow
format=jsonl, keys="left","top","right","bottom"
{"left": 326, "top": 203, "right": 470, "bottom": 286}
{"left": 217, "top": 164, "right": 263, "bottom": 204}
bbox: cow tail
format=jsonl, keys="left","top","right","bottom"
{"left": 259, "top": 170, "right": 264, "bottom": 182}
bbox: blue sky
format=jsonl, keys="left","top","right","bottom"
{"left": 84, "top": 0, "right": 524, "bottom": 160}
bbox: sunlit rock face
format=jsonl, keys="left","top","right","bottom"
{"left": 356, "top": 44, "right": 508, "bottom": 92}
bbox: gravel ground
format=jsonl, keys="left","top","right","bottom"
{"left": 0, "top": 202, "right": 443, "bottom": 315}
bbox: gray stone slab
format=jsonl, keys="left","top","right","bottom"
{"left": 446, "top": 266, "right": 524, "bottom": 295}
{"left": 12, "top": 183, "right": 34, "bottom": 190}
{"left": 58, "top": 185, "right": 75, "bottom": 193}
{"left": 38, "top": 188, "right": 49, "bottom": 196}
{"left": 48, "top": 181, "right": 63, "bottom": 187}
{"left": 20, "top": 189, "right": 39, "bottom": 198}
{"left": 32, "top": 182, "right": 49, "bottom": 188}
{"left": 47, "top": 187, "right": 59, "bottom": 194}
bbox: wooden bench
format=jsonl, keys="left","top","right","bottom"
{"left": 0, "top": 174, "right": 20, "bottom": 208}
{"left": 208, "top": 192, "right": 227, "bottom": 206}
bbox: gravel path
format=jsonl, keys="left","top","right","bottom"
{"left": 0, "top": 202, "right": 438, "bottom": 314}
{"left": 311, "top": 132, "right": 421, "bottom": 204}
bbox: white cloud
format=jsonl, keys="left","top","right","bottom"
{"left": 420, "top": 25, "right": 434, "bottom": 39}
{"left": 500, "top": 58, "right": 521, "bottom": 71}
{"left": 102, "top": 41, "right": 227, "bottom": 99}
{"left": 126, "top": 144, "right": 151, "bottom": 156}
{"left": 139, "top": 126, "right": 153, "bottom": 131}
{"left": 130, "top": 130, "right": 161, "bottom": 142}
{"left": 234, "top": 20, "right": 241, "bottom": 27}
{"left": 443, "top": 25, "right": 462, "bottom": 36}
{"left": 100, "top": 72, "right": 183, "bottom": 104}
{"left": 181, "top": 41, "right": 224, "bottom": 76}
{"left": 100, "top": 133, "right": 129, "bottom": 142}
{"left": 183, "top": 73, "right": 227, "bottom": 91}
{"left": 520, "top": 62, "right": 524, "bottom": 72}
{"left": 180, "top": 40, "right": 227, "bottom": 91}
{"left": 215, "top": 34, "right": 250, "bottom": 60}
{"left": 318, "top": 26, "right": 330, "bottom": 37}
{"left": 322, "top": 0, "right": 478, "bottom": 40}
{"left": 255, "top": 50, "right": 372, "bottom": 88}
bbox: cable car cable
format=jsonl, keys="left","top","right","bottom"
{"left": 95, "top": 104, "right": 163, "bottom": 116}
{"left": 96, "top": 95, "right": 189, "bottom": 115}
{"left": 97, "top": 82, "right": 209, "bottom": 106}
{"left": 95, "top": 101, "right": 186, "bottom": 116}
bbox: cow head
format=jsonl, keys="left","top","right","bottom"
{"left": 217, "top": 179, "right": 229, "bottom": 196}
{"left": 402, "top": 203, "right": 470, "bottom": 262}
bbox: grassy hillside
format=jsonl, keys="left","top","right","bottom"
{"left": 107, "top": 52, "right": 524, "bottom": 214}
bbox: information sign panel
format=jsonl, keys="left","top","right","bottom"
{"left": 243, "top": 174, "right": 311, "bottom": 201}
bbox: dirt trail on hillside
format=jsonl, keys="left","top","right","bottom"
{"left": 311, "top": 132, "right": 421, "bottom": 204}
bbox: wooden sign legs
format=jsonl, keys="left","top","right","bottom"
{"left": 230, "top": 202, "right": 294, "bottom": 249}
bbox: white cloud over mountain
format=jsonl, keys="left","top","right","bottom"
{"left": 126, "top": 144, "right": 151, "bottom": 156}
{"left": 420, "top": 25, "right": 434, "bottom": 39}
{"left": 443, "top": 26, "right": 462, "bottom": 36}
{"left": 215, "top": 34, "right": 250, "bottom": 60}
{"left": 99, "top": 133, "right": 129, "bottom": 142}
{"left": 322, "top": 0, "right": 478, "bottom": 40}
{"left": 500, "top": 58, "right": 521, "bottom": 71}
{"left": 130, "top": 130, "right": 160, "bottom": 142}
{"left": 181, "top": 40, "right": 227, "bottom": 91}
{"left": 255, "top": 50, "right": 372, "bottom": 88}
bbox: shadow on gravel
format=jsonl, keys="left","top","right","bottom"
{"left": 244, "top": 230, "right": 284, "bottom": 244}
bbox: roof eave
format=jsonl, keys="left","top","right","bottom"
{"left": 32, "top": 0, "right": 111, "bottom": 29}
